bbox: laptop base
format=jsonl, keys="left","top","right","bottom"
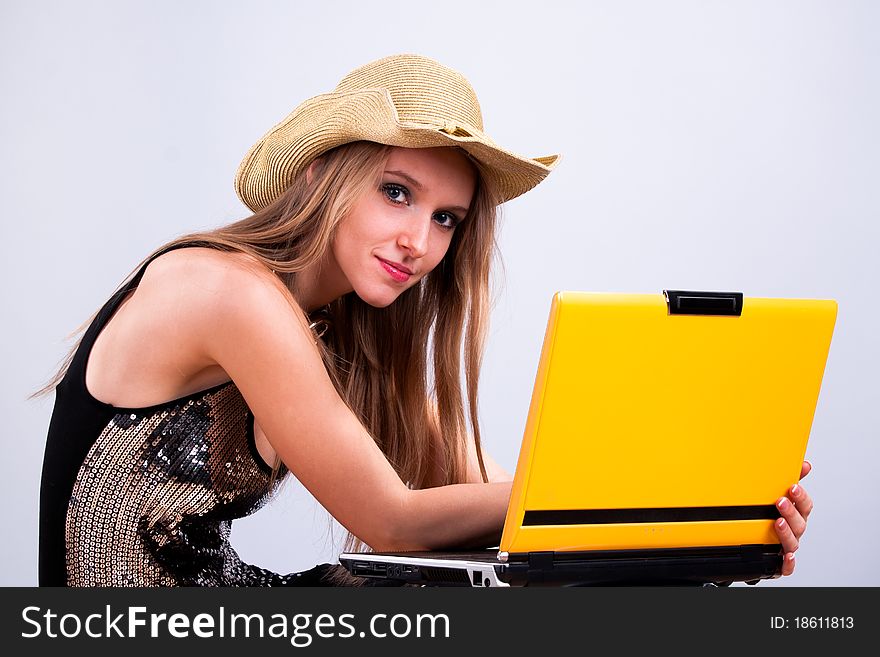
{"left": 340, "top": 544, "right": 782, "bottom": 587}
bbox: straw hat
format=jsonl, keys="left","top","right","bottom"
{"left": 234, "top": 54, "right": 559, "bottom": 211}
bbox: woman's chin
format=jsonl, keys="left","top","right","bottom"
{"left": 354, "top": 288, "right": 400, "bottom": 309}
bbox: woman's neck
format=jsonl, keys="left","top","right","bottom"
{"left": 290, "top": 252, "right": 352, "bottom": 313}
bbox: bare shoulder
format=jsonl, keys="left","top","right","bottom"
{"left": 142, "top": 246, "right": 275, "bottom": 295}
{"left": 141, "top": 247, "right": 294, "bottom": 312}
{"left": 86, "top": 246, "right": 305, "bottom": 407}
{"left": 136, "top": 246, "right": 310, "bottom": 365}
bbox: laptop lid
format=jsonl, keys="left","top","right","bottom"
{"left": 499, "top": 290, "right": 838, "bottom": 557}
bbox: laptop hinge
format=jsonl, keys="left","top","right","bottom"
{"left": 664, "top": 289, "right": 743, "bottom": 316}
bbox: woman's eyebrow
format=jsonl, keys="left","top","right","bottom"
{"left": 385, "top": 170, "right": 424, "bottom": 191}
{"left": 384, "top": 169, "right": 470, "bottom": 215}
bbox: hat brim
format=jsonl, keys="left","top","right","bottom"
{"left": 235, "top": 88, "right": 559, "bottom": 212}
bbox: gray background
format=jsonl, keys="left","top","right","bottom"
{"left": 3, "top": 0, "right": 877, "bottom": 586}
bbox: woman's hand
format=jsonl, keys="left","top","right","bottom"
{"left": 774, "top": 460, "right": 814, "bottom": 576}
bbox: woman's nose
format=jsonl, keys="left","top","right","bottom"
{"left": 397, "top": 214, "right": 431, "bottom": 259}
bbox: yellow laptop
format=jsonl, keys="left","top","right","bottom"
{"left": 341, "top": 290, "right": 838, "bottom": 586}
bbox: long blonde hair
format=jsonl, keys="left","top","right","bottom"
{"left": 32, "top": 141, "right": 501, "bottom": 555}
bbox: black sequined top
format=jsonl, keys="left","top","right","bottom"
{"left": 38, "top": 243, "right": 316, "bottom": 587}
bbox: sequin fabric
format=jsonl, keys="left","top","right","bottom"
{"left": 64, "top": 381, "right": 301, "bottom": 586}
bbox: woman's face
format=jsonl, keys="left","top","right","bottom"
{"left": 331, "top": 146, "right": 477, "bottom": 308}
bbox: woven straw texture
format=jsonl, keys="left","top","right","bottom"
{"left": 235, "top": 54, "right": 559, "bottom": 211}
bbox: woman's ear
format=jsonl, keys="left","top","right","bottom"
{"left": 305, "top": 158, "right": 323, "bottom": 185}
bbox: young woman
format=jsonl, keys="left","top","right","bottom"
{"left": 35, "top": 54, "right": 813, "bottom": 586}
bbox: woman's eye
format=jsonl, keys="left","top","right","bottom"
{"left": 382, "top": 182, "right": 459, "bottom": 230}
{"left": 382, "top": 183, "right": 409, "bottom": 205}
{"left": 434, "top": 212, "right": 460, "bottom": 230}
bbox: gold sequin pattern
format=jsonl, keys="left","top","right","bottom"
{"left": 64, "top": 382, "right": 296, "bottom": 586}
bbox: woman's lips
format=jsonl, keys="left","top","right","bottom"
{"left": 377, "top": 257, "right": 412, "bottom": 283}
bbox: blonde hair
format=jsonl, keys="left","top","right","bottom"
{"left": 33, "top": 142, "right": 502, "bottom": 567}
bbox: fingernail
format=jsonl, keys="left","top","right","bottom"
{"left": 777, "top": 498, "right": 788, "bottom": 509}
{"left": 777, "top": 518, "right": 786, "bottom": 529}
{"left": 791, "top": 484, "right": 800, "bottom": 497}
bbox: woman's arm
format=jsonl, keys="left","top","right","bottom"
{"left": 183, "top": 255, "right": 508, "bottom": 551}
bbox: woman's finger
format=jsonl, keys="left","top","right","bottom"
{"left": 800, "top": 460, "right": 812, "bottom": 480}
{"left": 774, "top": 515, "right": 800, "bottom": 554}
{"left": 777, "top": 496, "right": 807, "bottom": 539}
{"left": 790, "top": 483, "right": 814, "bottom": 522}
{"left": 780, "top": 552, "right": 796, "bottom": 577}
